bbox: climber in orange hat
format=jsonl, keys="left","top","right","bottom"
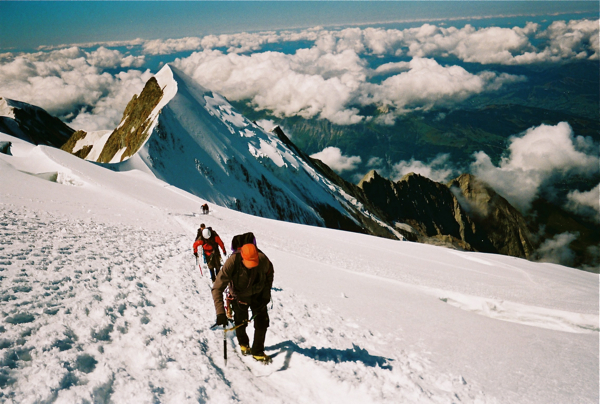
{"left": 211, "top": 234, "right": 274, "bottom": 363}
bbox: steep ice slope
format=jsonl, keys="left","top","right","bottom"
{"left": 0, "top": 132, "right": 598, "bottom": 404}
{"left": 141, "top": 65, "right": 395, "bottom": 230}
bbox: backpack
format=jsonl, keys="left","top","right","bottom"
{"left": 230, "top": 232, "right": 256, "bottom": 252}
{"left": 228, "top": 232, "right": 271, "bottom": 300}
{"left": 200, "top": 227, "right": 220, "bottom": 257}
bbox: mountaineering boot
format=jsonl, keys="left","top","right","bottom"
{"left": 240, "top": 345, "right": 251, "bottom": 356}
{"left": 252, "top": 352, "right": 272, "bottom": 364}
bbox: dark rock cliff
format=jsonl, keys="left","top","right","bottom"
{"left": 358, "top": 170, "right": 485, "bottom": 250}
{"left": 0, "top": 97, "right": 74, "bottom": 148}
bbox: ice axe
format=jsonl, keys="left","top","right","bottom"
{"left": 211, "top": 319, "right": 235, "bottom": 366}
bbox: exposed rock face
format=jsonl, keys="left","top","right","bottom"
{"left": 60, "top": 130, "right": 93, "bottom": 159}
{"left": 357, "top": 170, "right": 534, "bottom": 258}
{"left": 0, "top": 97, "right": 74, "bottom": 148}
{"left": 358, "top": 170, "right": 486, "bottom": 250}
{"left": 448, "top": 173, "right": 534, "bottom": 258}
{"left": 97, "top": 78, "right": 164, "bottom": 163}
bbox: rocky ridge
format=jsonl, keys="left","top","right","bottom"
{"left": 358, "top": 170, "right": 534, "bottom": 258}
{"left": 0, "top": 97, "right": 74, "bottom": 148}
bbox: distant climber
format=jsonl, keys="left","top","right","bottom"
{"left": 193, "top": 227, "right": 226, "bottom": 282}
{"left": 195, "top": 223, "right": 206, "bottom": 243}
{"left": 212, "top": 233, "right": 274, "bottom": 363}
{"left": 202, "top": 203, "right": 209, "bottom": 215}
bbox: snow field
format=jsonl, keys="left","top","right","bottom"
{"left": 0, "top": 205, "right": 490, "bottom": 403}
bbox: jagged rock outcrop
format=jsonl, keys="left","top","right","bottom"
{"left": 60, "top": 130, "right": 93, "bottom": 159}
{"left": 0, "top": 97, "right": 74, "bottom": 148}
{"left": 448, "top": 174, "right": 534, "bottom": 258}
{"left": 358, "top": 170, "right": 488, "bottom": 250}
{"left": 97, "top": 78, "right": 164, "bottom": 163}
{"left": 358, "top": 170, "right": 534, "bottom": 258}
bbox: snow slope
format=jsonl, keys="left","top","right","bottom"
{"left": 1, "top": 132, "right": 598, "bottom": 403}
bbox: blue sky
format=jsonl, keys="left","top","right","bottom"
{"left": 0, "top": 1, "right": 597, "bottom": 52}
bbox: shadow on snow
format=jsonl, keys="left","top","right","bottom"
{"left": 266, "top": 340, "right": 393, "bottom": 372}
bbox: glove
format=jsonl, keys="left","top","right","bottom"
{"left": 216, "top": 313, "right": 229, "bottom": 328}
{"left": 194, "top": 252, "right": 198, "bottom": 258}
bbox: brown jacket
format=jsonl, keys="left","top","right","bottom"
{"left": 211, "top": 251, "right": 274, "bottom": 316}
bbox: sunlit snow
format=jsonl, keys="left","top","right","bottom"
{"left": 0, "top": 131, "right": 598, "bottom": 403}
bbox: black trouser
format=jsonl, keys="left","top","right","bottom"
{"left": 232, "top": 298, "right": 269, "bottom": 354}
{"left": 206, "top": 253, "right": 221, "bottom": 282}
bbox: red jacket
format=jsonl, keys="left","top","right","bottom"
{"left": 193, "top": 236, "right": 226, "bottom": 256}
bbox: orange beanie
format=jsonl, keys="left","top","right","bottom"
{"left": 241, "top": 244, "right": 259, "bottom": 268}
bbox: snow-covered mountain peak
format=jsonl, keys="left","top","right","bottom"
{"left": 154, "top": 64, "right": 178, "bottom": 116}
{"left": 60, "top": 65, "right": 399, "bottom": 236}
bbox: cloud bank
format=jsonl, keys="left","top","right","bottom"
{"left": 173, "top": 49, "right": 523, "bottom": 125}
{"left": 140, "top": 18, "right": 598, "bottom": 65}
{"left": 470, "top": 122, "right": 599, "bottom": 212}
{"left": 0, "top": 47, "right": 149, "bottom": 131}
{"left": 310, "top": 147, "right": 362, "bottom": 174}
{"left": 0, "top": 18, "right": 596, "bottom": 131}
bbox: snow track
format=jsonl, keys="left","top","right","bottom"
{"left": 1, "top": 206, "right": 489, "bottom": 404}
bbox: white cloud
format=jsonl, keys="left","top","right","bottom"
{"left": 402, "top": 23, "right": 539, "bottom": 64}
{"left": 87, "top": 47, "right": 145, "bottom": 68}
{"left": 371, "top": 61, "right": 410, "bottom": 76}
{"left": 366, "top": 156, "right": 384, "bottom": 167}
{"left": 175, "top": 48, "right": 524, "bottom": 126}
{"left": 538, "top": 19, "right": 600, "bottom": 61}
{"left": 470, "top": 122, "right": 600, "bottom": 212}
{"left": 173, "top": 48, "right": 367, "bottom": 125}
{"left": 0, "top": 47, "right": 150, "bottom": 131}
{"left": 534, "top": 232, "right": 578, "bottom": 267}
{"left": 255, "top": 119, "right": 278, "bottom": 133}
{"left": 142, "top": 37, "right": 204, "bottom": 55}
{"left": 360, "top": 58, "right": 526, "bottom": 120}
{"left": 140, "top": 30, "right": 320, "bottom": 56}
{"left": 83, "top": 18, "right": 596, "bottom": 65}
{"left": 565, "top": 184, "right": 600, "bottom": 223}
{"left": 390, "top": 153, "right": 456, "bottom": 183}
{"left": 310, "top": 147, "right": 361, "bottom": 173}
{"left": 311, "top": 19, "right": 598, "bottom": 64}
